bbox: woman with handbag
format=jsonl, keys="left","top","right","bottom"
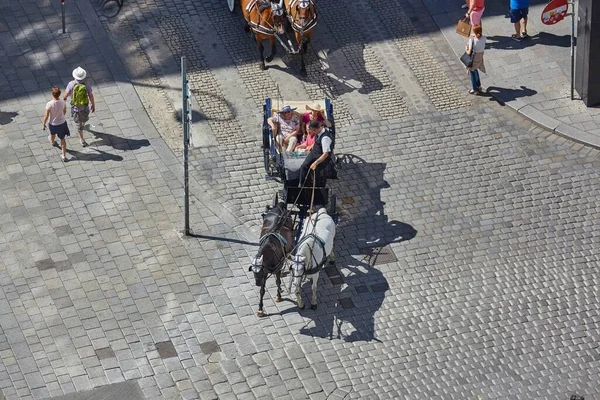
{"left": 465, "top": 24, "right": 486, "bottom": 95}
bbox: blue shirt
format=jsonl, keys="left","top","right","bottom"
{"left": 510, "top": 0, "right": 529, "bottom": 9}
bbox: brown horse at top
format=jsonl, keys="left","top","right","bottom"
{"left": 285, "top": 0, "right": 317, "bottom": 74}
{"left": 241, "top": 0, "right": 286, "bottom": 70}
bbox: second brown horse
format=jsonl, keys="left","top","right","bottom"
{"left": 285, "top": 0, "right": 317, "bottom": 74}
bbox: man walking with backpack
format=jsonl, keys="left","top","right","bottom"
{"left": 63, "top": 67, "right": 95, "bottom": 147}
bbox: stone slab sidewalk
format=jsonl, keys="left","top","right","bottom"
{"left": 424, "top": 0, "right": 600, "bottom": 149}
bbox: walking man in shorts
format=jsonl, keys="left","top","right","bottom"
{"left": 63, "top": 67, "right": 95, "bottom": 147}
{"left": 510, "top": 0, "right": 529, "bottom": 41}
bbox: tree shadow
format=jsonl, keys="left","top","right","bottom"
{"left": 66, "top": 147, "right": 123, "bottom": 162}
{"left": 284, "top": 153, "right": 416, "bottom": 343}
{"left": 486, "top": 85, "right": 538, "bottom": 104}
{"left": 87, "top": 128, "right": 150, "bottom": 151}
{"left": 486, "top": 32, "right": 574, "bottom": 51}
{"left": 0, "top": 111, "right": 18, "bottom": 126}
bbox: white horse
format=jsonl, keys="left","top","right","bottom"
{"left": 290, "top": 207, "right": 336, "bottom": 310}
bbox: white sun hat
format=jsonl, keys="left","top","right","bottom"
{"left": 72, "top": 66, "right": 87, "bottom": 81}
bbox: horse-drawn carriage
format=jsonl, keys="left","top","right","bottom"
{"left": 249, "top": 97, "right": 339, "bottom": 316}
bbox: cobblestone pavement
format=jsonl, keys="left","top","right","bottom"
{"left": 1, "top": 0, "right": 600, "bottom": 400}
{"left": 423, "top": 0, "right": 600, "bottom": 146}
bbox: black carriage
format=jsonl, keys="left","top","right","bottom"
{"left": 261, "top": 98, "right": 338, "bottom": 246}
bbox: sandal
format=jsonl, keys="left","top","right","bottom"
{"left": 511, "top": 34, "right": 522, "bottom": 42}
{"left": 522, "top": 32, "right": 528, "bottom": 38}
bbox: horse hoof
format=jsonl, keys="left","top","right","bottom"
{"left": 310, "top": 304, "right": 317, "bottom": 310}
{"left": 260, "top": 64, "right": 267, "bottom": 71}
{"left": 265, "top": 55, "right": 274, "bottom": 63}
{"left": 298, "top": 304, "right": 305, "bottom": 310}
{"left": 275, "top": 296, "right": 281, "bottom": 303}
{"left": 257, "top": 310, "right": 264, "bottom": 317}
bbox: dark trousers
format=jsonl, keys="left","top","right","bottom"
{"left": 299, "top": 153, "right": 327, "bottom": 188}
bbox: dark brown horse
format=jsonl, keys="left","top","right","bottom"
{"left": 241, "top": 0, "right": 287, "bottom": 70}
{"left": 285, "top": 0, "right": 317, "bottom": 73}
{"left": 249, "top": 202, "right": 293, "bottom": 317}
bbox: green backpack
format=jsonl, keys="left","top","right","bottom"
{"left": 71, "top": 81, "right": 89, "bottom": 108}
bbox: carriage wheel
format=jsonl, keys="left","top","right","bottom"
{"left": 227, "top": 0, "right": 235, "bottom": 12}
{"left": 328, "top": 194, "right": 337, "bottom": 217}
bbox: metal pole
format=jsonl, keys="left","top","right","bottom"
{"left": 182, "top": 57, "right": 190, "bottom": 236}
{"left": 61, "top": 0, "right": 66, "bottom": 34}
{"left": 570, "top": 1, "right": 575, "bottom": 100}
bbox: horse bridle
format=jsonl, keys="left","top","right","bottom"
{"left": 252, "top": 1, "right": 285, "bottom": 35}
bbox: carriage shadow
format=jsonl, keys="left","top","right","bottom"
{"left": 285, "top": 153, "right": 416, "bottom": 342}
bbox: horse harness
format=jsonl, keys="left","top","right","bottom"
{"left": 246, "top": 0, "right": 284, "bottom": 36}
{"left": 256, "top": 210, "right": 291, "bottom": 275}
{"left": 288, "top": 0, "right": 317, "bottom": 33}
{"left": 297, "top": 233, "right": 328, "bottom": 275}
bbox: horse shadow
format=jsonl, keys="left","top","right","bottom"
{"left": 0, "top": 111, "right": 18, "bottom": 125}
{"left": 87, "top": 128, "right": 150, "bottom": 151}
{"left": 285, "top": 153, "right": 416, "bottom": 342}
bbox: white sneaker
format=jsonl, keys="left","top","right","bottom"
{"left": 60, "top": 154, "right": 67, "bottom": 162}
{"left": 80, "top": 139, "right": 88, "bottom": 147}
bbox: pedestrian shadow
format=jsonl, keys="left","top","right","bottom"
{"left": 87, "top": 128, "right": 150, "bottom": 151}
{"left": 485, "top": 85, "right": 538, "bottom": 104}
{"left": 282, "top": 153, "right": 416, "bottom": 343}
{"left": 0, "top": 111, "right": 18, "bottom": 125}
{"left": 66, "top": 147, "right": 123, "bottom": 162}
{"left": 486, "top": 32, "right": 574, "bottom": 51}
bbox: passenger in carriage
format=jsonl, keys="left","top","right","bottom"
{"left": 302, "top": 104, "right": 331, "bottom": 136}
{"left": 267, "top": 105, "right": 302, "bottom": 152}
{"left": 295, "top": 125, "right": 316, "bottom": 152}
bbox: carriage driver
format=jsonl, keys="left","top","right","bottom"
{"left": 298, "top": 120, "right": 332, "bottom": 188}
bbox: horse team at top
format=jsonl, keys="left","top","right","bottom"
{"left": 240, "top": 0, "right": 317, "bottom": 73}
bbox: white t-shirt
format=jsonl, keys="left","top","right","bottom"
{"left": 468, "top": 36, "right": 486, "bottom": 53}
{"left": 45, "top": 99, "right": 67, "bottom": 126}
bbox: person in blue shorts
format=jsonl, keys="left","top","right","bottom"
{"left": 510, "top": 0, "right": 529, "bottom": 41}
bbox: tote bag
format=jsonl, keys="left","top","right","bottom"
{"left": 456, "top": 17, "right": 471, "bottom": 38}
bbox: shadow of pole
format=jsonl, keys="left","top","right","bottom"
{"left": 187, "top": 233, "right": 259, "bottom": 247}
